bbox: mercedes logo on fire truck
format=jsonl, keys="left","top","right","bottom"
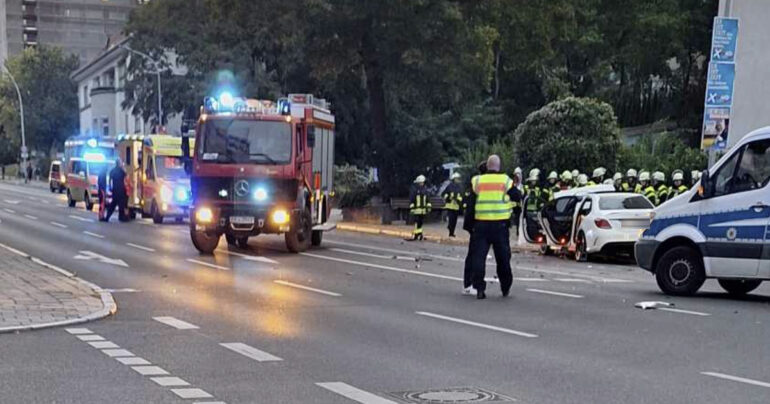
{"left": 235, "top": 180, "right": 250, "bottom": 197}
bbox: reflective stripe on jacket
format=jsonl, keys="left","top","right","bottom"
{"left": 643, "top": 185, "right": 658, "bottom": 205}
{"left": 409, "top": 189, "right": 431, "bottom": 215}
{"left": 523, "top": 185, "right": 543, "bottom": 211}
{"left": 472, "top": 173, "right": 513, "bottom": 221}
{"left": 442, "top": 183, "right": 463, "bottom": 211}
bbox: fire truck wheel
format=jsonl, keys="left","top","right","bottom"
{"left": 225, "top": 234, "right": 236, "bottom": 246}
{"left": 152, "top": 202, "right": 164, "bottom": 224}
{"left": 236, "top": 237, "right": 249, "bottom": 249}
{"left": 67, "top": 190, "right": 76, "bottom": 207}
{"left": 311, "top": 230, "right": 323, "bottom": 247}
{"left": 285, "top": 208, "right": 312, "bottom": 253}
{"left": 129, "top": 209, "right": 136, "bottom": 220}
{"left": 84, "top": 193, "right": 94, "bottom": 211}
{"left": 191, "top": 229, "right": 219, "bottom": 255}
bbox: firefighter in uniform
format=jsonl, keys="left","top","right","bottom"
{"left": 576, "top": 173, "right": 588, "bottom": 188}
{"left": 588, "top": 167, "right": 606, "bottom": 186}
{"left": 544, "top": 171, "right": 560, "bottom": 201}
{"left": 612, "top": 172, "right": 623, "bottom": 191}
{"left": 470, "top": 155, "right": 520, "bottom": 299}
{"left": 639, "top": 171, "right": 658, "bottom": 205}
{"left": 524, "top": 169, "right": 543, "bottom": 211}
{"left": 670, "top": 170, "right": 688, "bottom": 198}
{"left": 442, "top": 172, "right": 463, "bottom": 237}
{"left": 408, "top": 175, "right": 431, "bottom": 241}
{"left": 511, "top": 167, "right": 524, "bottom": 236}
{"left": 653, "top": 171, "right": 669, "bottom": 206}
{"left": 559, "top": 170, "right": 573, "bottom": 190}
{"left": 623, "top": 168, "right": 640, "bottom": 192}
{"left": 691, "top": 170, "right": 701, "bottom": 187}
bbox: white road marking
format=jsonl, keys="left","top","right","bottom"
{"left": 554, "top": 278, "right": 593, "bottom": 283}
{"left": 186, "top": 258, "right": 230, "bottom": 271}
{"left": 701, "top": 372, "right": 770, "bottom": 389}
{"left": 329, "top": 247, "right": 416, "bottom": 261}
{"left": 104, "top": 288, "right": 141, "bottom": 293}
{"left": 325, "top": 240, "right": 463, "bottom": 263}
{"left": 526, "top": 288, "right": 584, "bottom": 299}
{"left": 217, "top": 249, "right": 279, "bottom": 264}
{"left": 514, "top": 277, "right": 549, "bottom": 282}
{"left": 102, "top": 349, "right": 135, "bottom": 358}
{"left": 88, "top": 341, "right": 119, "bottom": 349}
{"left": 220, "top": 342, "right": 282, "bottom": 362}
{"left": 126, "top": 242, "right": 155, "bottom": 252}
{"left": 273, "top": 280, "right": 341, "bottom": 297}
{"left": 151, "top": 377, "right": 190, "bottom": 387}
{"left": 116, "top": 357, "right": 151, "bottom": 365}
{"left": 3, "top": 199, "right": 20, "bottom": 204}
{"left": 83, "top": 231, "right": 105, "bottom": 239}
{"left": 170, "top": 388, "right": 213, "bottom": 399}
{"left": 132, "top": 366, "right": 169, "bottom": 376}
{"left": 301, "top": 252, "right": 463, "bottom": 282}
{"left": 77, "top": 335, "right": 105, "bottom": 341}
{"left": 416, "top": 311, "right": 538, "bottom": 338}
{"left": 65, "top": 328, "right": 92, "bottom": 335}
{"left": 50, "top": 221, "right": 68, "bottom": 228}
{"left": 316, "top": 382, "right": 398, "bottom": 404}
{"left": 0, "top": 242, "right": 29, "bottom": 258}
{"left": 73, "top": 250, "right": 128, "bottom": 267}
{"left": 30, "top": 257, "right": 74, "bottom": 277}
{"left": 3, "top": 208, "right": 16, "bottom": 214}
{"left": 659, "top": 307, "right": 711, "bottom": 317}
{"left": 23, "top": 214, "right": 38, "bottom": 220}
{"left": 193, "top": 402, "right": 227, "bottom": 404}
{"left": 153, "top": 316, "right": 199, "bottom": 330}
{"left": 516, "top": 265, "right": 632, "bottom": 283}
{"left": 68, "top": 214, "right": 95, "bottom": 223}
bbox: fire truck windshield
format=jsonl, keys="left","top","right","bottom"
{"left": 199, "top": 119, "right": 291, "bottom": 164}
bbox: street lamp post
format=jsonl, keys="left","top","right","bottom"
{"left": 120, "top": 45, "right": 163, "bottom": 128}
{"left": 2, "top": 65, "right": 27, "bottom": 182}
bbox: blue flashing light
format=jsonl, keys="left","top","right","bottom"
{"left": 254, "top": 187, "right": 268, "bottom": 202}
{"left": 83, "top": 152, "right": 106, "bottom": 162}
{"left": 277, "top": 99, "right": 291, "bottom": 115}
{"left": 175, "top": 187, "right": 189, "bottom": 202}
{"left": 219, "top": 92, "right": 235, "bottom": 109}
{"left": 87, "top": 138, "right": 98, "bottom": 148}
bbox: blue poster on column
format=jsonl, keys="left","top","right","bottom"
{"left": 705, "top": 62, "right": 735, "bottom": 107}
{"left": 711, "top": 17, "right": 739, "bottom": 62}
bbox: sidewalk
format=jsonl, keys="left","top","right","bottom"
{"left": 0, "top": 178, "right": 49, "bottom": 190}
{"left": 0, "top": 244, "right": 115, "bottom": 333}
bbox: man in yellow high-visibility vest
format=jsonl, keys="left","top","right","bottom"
{"left": 469, "top": 155, "right": 521, "bottom": 299}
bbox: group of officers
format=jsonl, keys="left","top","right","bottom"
{"left": 407, "top": 158, "right": 701, "bottom": 300}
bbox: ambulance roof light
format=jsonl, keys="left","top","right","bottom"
{"left": 87, "top": 138, "right": 97, "bottom": 148}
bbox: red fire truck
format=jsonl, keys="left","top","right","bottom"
{"left": 186, "top": 93, "right": 335, "bottom": 253}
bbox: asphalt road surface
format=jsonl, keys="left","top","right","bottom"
{"left": 0, "top": 181, "right": 769, "bottom": 404}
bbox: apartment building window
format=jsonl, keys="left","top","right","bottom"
{"left": 102, "top": 118, "right": 109, "bottom": 137}
{"left": 82, "top": 85, "right": 89, "bottom": 107}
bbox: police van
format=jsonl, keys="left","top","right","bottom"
{"left": 636, "top": 126, "right": 770, "bottom": 296}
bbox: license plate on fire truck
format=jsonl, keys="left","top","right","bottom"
{"left": 230, "top": 216, "right": 255, "bottom": 225}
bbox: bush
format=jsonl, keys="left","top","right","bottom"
{"left": 513, "top": 97, "right": 622, "bottom": 173}
{"left": 334, "top": 164, "right": 375, "bottom": 208}
{"left": 460, "top": 138, "right": 517, "bottom": 177}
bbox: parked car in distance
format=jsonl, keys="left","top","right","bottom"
{"left": 48, "top": 160, "right": 66, "bottom": 193}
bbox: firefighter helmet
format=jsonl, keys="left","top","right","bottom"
{"left": 577, "top": 174, "right": 588, "bottom": 186}
{"left": 626, "top": 168, "right": 638, "bottom": 178}
{"left": 414, "top": 175, "right": 426, "bottom": 184}
{"left": 639, "top": 171, "right": 651, "bottom": 182}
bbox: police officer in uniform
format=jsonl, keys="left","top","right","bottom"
{"left": 470, "top": 155, "right": 521, "bottom": 299}
{"left": 462, "top": 161, "right": 486, "bottom": 295}
{"left": 442, "top": 172, "right": 463, "bottom": 237}
{"left": 408, "top": 175, "right": 431, "bottom": 240}
{"left": 105, "top": 158, "right": 129, "bottom": 222}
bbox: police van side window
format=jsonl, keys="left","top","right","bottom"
{"left": 712, "top": 146, "right": 742, "bottom": 197}
{"left": 732, "top": 139, "right": 770, "bottom": 192}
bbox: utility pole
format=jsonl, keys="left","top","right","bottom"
{"left": 120, "top": 45, "right": 162, "bottom": 128}
{"left": 2, "top": 65, "right": 27, "bottom": 182}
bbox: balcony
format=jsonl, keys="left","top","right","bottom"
{"left": 90, "top": 86, "right": 116, "bottom": 96}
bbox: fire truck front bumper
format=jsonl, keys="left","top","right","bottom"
{"left": 191, "top": 204, "right": 294, "bottom": 236}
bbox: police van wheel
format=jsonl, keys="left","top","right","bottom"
{"left": 286, "top": 208, "right": 312, "bottom": 253}
{"left": 84, "top": 193, "right": 94, "bottom": 211}
{"left": 655, "top": 246, "right": 705, "bottom": 296}
{"left": 67, "top": 190, "right": 76, "bottom": 207}
{"left": 191, "top": 230, "right": 219, "bottom": 255}
{"left": 718, "top": 279, "right": 762, "bottom": 296}
{"left": 311, "top": 230, "right": 323, "bottom": 247}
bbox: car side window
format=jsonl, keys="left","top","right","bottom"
{"left": 712, "top": 146, "right": 742, "bottom": 197}
{"left": 580, "top": 198, "right": 592, "bottom": 215}
{"left": 732, "top": 139, "right": 770, "bottom": 193}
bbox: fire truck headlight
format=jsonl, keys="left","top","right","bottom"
{"left": 253, "top": 187, "right": 268, "bottom": 202}
{"left": 174, "top": 187, "right": 188, "bottom": 202}
{"left": 160, "top": 186, "right": 173, "bottom": 203}
{"left": 196, "top": 207, "right": 213, "bottom": 223}
{"left": 271, "top": 209, "right": 289, "bottom": 225}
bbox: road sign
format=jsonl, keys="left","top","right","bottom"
{"left": 711, "top": 17, "right": 739, "bottom": 63}
{"left": 73, "top": 250, "right": 128, "bottom": 267}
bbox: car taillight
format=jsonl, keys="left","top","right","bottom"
{"left": 594, "top": 218, "right": 612, "bottom": 229}
{"left": 558, "top": 237, "right": 568, "bottom": 245}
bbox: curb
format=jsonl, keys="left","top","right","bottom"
{"left": 335, "top": 223, "right": 540, "bottom": 253}
{"left": 0, "top": 243, "right": 117, "bottom": 334}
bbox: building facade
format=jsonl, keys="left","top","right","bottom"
{"left": 1, "top": 0, "right": 145, "bottom": 66}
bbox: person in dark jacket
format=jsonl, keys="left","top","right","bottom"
{"left": 105, "top": 158, "right": 129, "bottom": 222}
{"left": 442, "top": 173, "right": 463, "bottom": 237}
{"left": 461, "top": 161, "right": 486, "bottom": 295}
{"left": 97, "top": 167, "right": 108, "bottom": 221}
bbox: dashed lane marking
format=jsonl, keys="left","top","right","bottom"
{"left": 153, "top": 316, "right": 200, "bottom": 330}
{"left": 126, "top": 242, "right": 155, "bottom": 252}
{"left": 3, "top": 208, "right": 15, "bottom": 214}
{"left": 316, "top": 382, "right": 399, "bottom": 404}
{"left": 77, "top": 335, "right": 105, "bottom": 341}
{"left": 217, "top": 249, "right": 279, "bottom": 264}
{"left": 659, "top": 307, "right": 711, "bottom": 317}
{"left": 116, "top": 357, "right": 151, "bottom": 365}
{"left": 329, "top": 247, "right": 416, "bottom": 261}
{"left": 415, "top": 311, "right": 538, "bottom": 339}
{"left": 151, "top": 377, "right": 190, "bottom": 387}
{"left": 83, "top": 231, "right": 105, "bottom": 239}
{"left": 701, "top": 372, "right": 770, "bottom": 389}
{"left": 3, "top": 199, "right": 20, "bottom": 204}
{"left": 103, "top": 349, "right": 136, "bottom": 358}
{"left": 69, "top": 214, "right": 95, "bottom": 223}
{"left": 186, "top": 258, "right": 230, "bottom": 271}
{"left": 50, "top": 221, "right": 68, "bottom": 228}
{"left": 526, "top": 288, "right": 584, "bottom": 299}
{"left": 325, "top": 240, "right": 466, "bottom": 263}
{"left": 23, "top": 214, "right": 37, "bottom": 220}
{"left": 554, "top": 278, "right": 593, "bottom": 283}
{"left": 514, "top": 277, "right": 549, "bottom": 282}
{"left": 132, "top": 366, "right": 170, "bottom": 376}
{"left": 273, "top": 280, "right": 341, "bottom": 297}
{"left": 65, "top": 328, "right": 92, "bottom": 335}
{"left": 220, "top": 342, "right": 283, "bottom": 362}
{"left": 170, "top": 388, "right": 213, "bottom": 399}
{"left": 88, "top": 341, "right": 119, "bottom": 349}
{"left": 516, "top": 265, "right": 633, "bottom": 283}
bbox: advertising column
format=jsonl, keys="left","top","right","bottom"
{"left": 701, "top": 17, "right": 738, "bottom": 151}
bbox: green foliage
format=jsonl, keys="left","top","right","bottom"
{"left": 513, "top": 97, "right": 621, "bottom": 172}
{"left": 460, "top": 138, "right": 516, "bottom": 177}
{"left": 333, "top": 164, "right": 375, "bottom": 208}
{"left": 0, "top": 47, "right": 79, "bottom": 163}
{"left": 619, "top": 131, "right": 707, "bottom": 179}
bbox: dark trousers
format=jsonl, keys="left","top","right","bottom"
{"left": 447, "top": 209, "right": 458, "bottom": 236}
{"left": 106, "top": 193, "right": 128, "bottom": 222}
{"left": 412, "top": 214, "right": 424, "bottom": 237}
{"left": 463, "top": 230, "right": 476, "bottom": 288}
{"left": 512, "top": 207, "right": 522, "bottom": 235}
{"left": 470, "top": 220, "right": 512, "bottom": 293}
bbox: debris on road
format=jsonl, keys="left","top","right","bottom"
{"left": 635, "top": 301, "right": 675, "bottom": 310}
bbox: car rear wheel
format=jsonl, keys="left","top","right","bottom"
{"left": 191, "top": 228, "right": 219, "bottom": 255}
{"left": 575, "top": 232, "right": 589, "bottom": 262}
{"left": 655, "top": 246, "right": 705, "bottom": 296}
{"left": 84, "top": 192, "right": 94, "bottom": 211}
{"left": 67, "top": 190, "right": 76, "bottom": 207}
{"left": 718, "top": 279, "right": 762, "bottom": 296}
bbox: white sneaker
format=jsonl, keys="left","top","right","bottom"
{"left": 462, "top": 286, "right": 477, "bottom": 296}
